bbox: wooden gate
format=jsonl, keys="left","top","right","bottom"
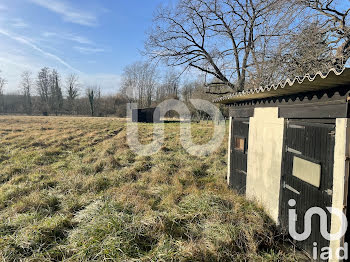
{"left": 229, "top": 119, "right": 249, "bottom": 194}
{"left": 279, "top": 120, "right": 335, "bottom": 260}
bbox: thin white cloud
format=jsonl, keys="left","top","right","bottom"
{"left": 0, "top": 28, "right": 80, "bottom": 72}
{"left": 29, "top": 0, "right": 97, "bottom": 26}
{"left": 42, "top": 31, "right": 93, "bottom": 45}
{"left": 70, "top": 35, "right": 93, "bottom": 45}
{"left": 74, "top": 46, "right": 105, "bottom": 54}
{"left": 11, "top": 18, "right": 29, "bottom": 28}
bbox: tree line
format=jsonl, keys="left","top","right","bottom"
{"left": 0, "top": 68, "right": 131, "bottom": 117}
{"left": 0, "top": 65, "right": 225, "bottom": 119}
{"left": 119, "top": 61, "right": 228, "bottom": 118}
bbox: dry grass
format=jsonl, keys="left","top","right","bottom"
{"left": 0, "top": 116, "right": 303, "bottom": 261}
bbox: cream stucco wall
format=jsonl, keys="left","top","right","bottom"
{"left": 246, "top": 107, "right": 284, "bottom": 223}
{"left": 330, "top": 118, "right": 348, "bottom": 262}
{"left": 229, "top": 107, "right": 348, "bottom": 260}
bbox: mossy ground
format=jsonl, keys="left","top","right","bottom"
{"left": 0, "top": 116, "right": 305, "bottom": 261}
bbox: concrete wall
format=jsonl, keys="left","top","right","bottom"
{"left": 228, "top": 108, "right": 348, "bottom": 260}
{"left": 246, "top": 107, "right": 285, "bottom": 223}
{"left": 330, "top": 118, "right": 348, "bottom": 261}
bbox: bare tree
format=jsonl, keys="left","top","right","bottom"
{"left": 146, "top": 0, "right": 293, "bottom": 92}
{"left": 49, "top": 69, "right": 63, "bottom": 116}
{"left": 66, "top": 74, "right": 80, "bottom": 114}
{"left": 155, "top": 69, "right": 181, "bottom": 101}
{"left": 246, "top": 21, "right": 335, "bottom": 88}
{"left": 182, "top": 81, "right": 195, "bottom": 102}
{"left": 298, "top": 0, "right": 350, "bottom": 68}
{"left": 164, "top": 70, "right": 180, "bottom": 98}
{"left": 95, "top": 87, "right": 101, "bottom": 116}
{"left": 20, "top": 71, "right": 33, "bottom": 115}
{"left": 37, "top": 67, "right": 50, "bottom": 115}
{"left": 114, "top": 93, "right": 129, "bottom": 117}
{"left": 246, "top": 0, "right": 349, "bottom": 86}
{"left": 0, "top": 71, "right": 6, "bottom": 95}
{"left": 0, "top": 70, "right": 6, "bottom": 113}
{"left": 121, "top": 62, "right": 157, "bottom": 107}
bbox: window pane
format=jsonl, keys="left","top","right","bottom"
{"left": 292, "top": 156, "right": 321, "bottom": 187}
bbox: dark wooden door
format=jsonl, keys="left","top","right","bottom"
{"left": 279, "top": 120, "right": 335, "bottom": 261}
{"left": 230, "top": 119, "right": 249, "bottom": 194}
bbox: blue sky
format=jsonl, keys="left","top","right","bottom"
{"left": 0, "top": 0, "right": 165, "bottom": 94}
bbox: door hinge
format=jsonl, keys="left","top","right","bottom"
{"left": 236, "top": 169, "right": 247, "bottom": 175}
{"left": 283, "top": 182, "right": 300, "bottom": 195}
{"left": 286, "top": 146, "right": 302, "bottom": 155}
{"left": 288, "top": 124, "right": 305, "bottom": 129}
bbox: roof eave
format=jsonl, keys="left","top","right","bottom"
{"left": 214, "top": 67, "right": 350, "bottom": 104}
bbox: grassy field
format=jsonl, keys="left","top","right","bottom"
{"left": 0, "top": 116, "right": 303, "bottom": 261}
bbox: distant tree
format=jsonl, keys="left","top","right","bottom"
{"left": 121, "top": 62, "right": 157, "bottom": 107}
{"left": 49, "top": 69, "right": 63, "bottom": 116}
{"left": 166, "top": 70, "right": 180, "bottom": 98}
{"left": 298, "top": 0, "right": 350, "bottom": 68}
{"left": 66, "top": 74, "right": 80, "bottom": 114}
{"left": 114, "top": 93, "right": 129, "bottom": 117}
{"left": 246, "top": 22, "right": 335, "bottom": 88}
{"left": 0, "top": 71, "right": 6, "bottom": 113}
{"left": 95, "top": 87, "right": 101, "bottom": 116}
{"left": 0, "top": 71, "right": 6, "bottom": 94}
{"left": 86, "top": 86, "right": 100, "bottom": 117}
{"left": 20, "top": 71, "right": 33, "bottom": 115}
{"left": 36, "top": 67, "right": 51, "bottom": 115}
{"left": 182, "top": 81, "right": 196, "bottom": 102}
{"left": 1, "top": 93, "right": 25, "bottom": 114}
{"left": 156, "top": 70, "right": 180, "bottom": 101}
{"left": 97, "top": 95, "right": 121, "bottom": 117}
{"left": 86, "top": 88, "right": 95, "bottom": 116}
{"left": 74, "top": 97, "right": 91, "bottom": 115}
{"left": 285, "top": 23, "right": 333, "bottom": 76}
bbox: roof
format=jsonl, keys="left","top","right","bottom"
{"left": 214, "top": 67, "right": 350, "bottom": 104}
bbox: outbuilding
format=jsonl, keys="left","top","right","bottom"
{"left": 215, "top": 68, "right": 350, "bottom": 261}
{"left": 132, "top": 107, "right": 160, "bottom": 123}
